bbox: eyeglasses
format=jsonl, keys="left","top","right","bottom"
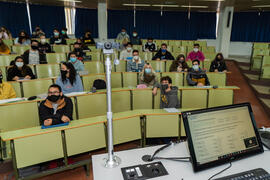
{"left": 48, "top": 91, "right": 60, "bottom": 95}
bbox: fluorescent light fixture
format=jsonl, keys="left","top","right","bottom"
{"left": 181, "top": 5, "right": 209, "bottom": 8}
{"left": 252, "top": 5, "right": 270, "bottom": 7}
{"left": 152, "top": 4, "right": 179, "bottom": 7}
{"left": 59, "top": 0, "right": 82, "bottom": 2}
{"left": 197, "top": 0, "right": 224, "bottom": 1}
{"left": 122, "top": 3, "right": 151, "bottom": 7}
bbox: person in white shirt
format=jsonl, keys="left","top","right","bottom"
{"left": 116, "top": 28, "right": 130, "bottom": 49}
{"left": 119, "top": 42, "right": 133, "bottom": 61}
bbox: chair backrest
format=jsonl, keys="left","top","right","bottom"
{"left": 194, "top": 41, "right": 207, "bottom": 47}
{"left": 132, "top": 89, "right": 153, "bottom": 110}
{"left": 9, "top": 81, "right": 22, "bottom": 98}
{"left": 76, "top": 93, "right": 107, "bottom": 119}
{"left": 165, "top": 61, "right": 173, "bottom": 72}
{"left": 208, "top": 89, "right": 233, "bottom": 108}
{"left": 0, "top": 101, "right": 40, "bottom": 131}
{"left": 111, "top": 72, "right": 122, "bottom": 88}
{"left": 81, "top": 74, "right": 105, "bottom": 91}
{"left": 114, "top": 60, "right": 126, "bottom": 72}
{"left": 181, "top": 89, "right": 207, "bottom": 109}
{"left": 46, "top": 53, "right": 67, "bottom": 64}
{"left": 149, "top": 60, "right": 166, "bottom": 72}
{"left": 0, "top": 54, "right": 19, "bottom": 66}
{"left": 35, "top": 64, "right": 60, "bottom": 78}
{"left": 22, "top": 79, "right": 53, "bottom": 97}
{"left": 52, "top": 45, "right": 70, "bottom": 53}
{"left": 203, "top": 60, "right": 212, "bottom": 71}
{"left": 3, "top": 39, "right": 13, "bottom": 48}
{"left": 169, "top": 40, "right": 181, "bottom": 47}
{"left": 0, "top": 66, "right": 7, "bottom": 81}
{"left": 139, "top": 52, "right": 153, "bottom": 61}
{"left": 162, "top": 72, "right": 184, "bottom": 87}
{"left": 253, "top": 49, "right": 270, "bottom": 56}
{"left": 12, "top": 45, "right": 30, "bottom": 54}
{"left": 262, "top": 55, "right": 270, "bottom": 66}
{"left": 122, "top": 72, "right": 138, "bottom": 87}
{"left": 111, "top": 90, "right": 131, "bottom": 113}
{"left": 262, "top": 66, "right": 270, "bottom": 79}
{"left": 85, "top": 51, "right": 101, "bottom": 61}
{"left": 66, "top": 39, "right": 76, "bottom": 45}
{"left": 204, "top": 53, "right": 216, "bottom": 61}
{"left": 182, "top": 40, "right": 194, "bottom": 47}
{"left": 84, "top": 61, "right": 104, "bottom": 74}
{"left": 253, "top": 43, "right": 269, "bottom": 49}
{"left": 202, "top": 46, "right": 216, "bottom": 54}
{"left": 207, "top": 72, "right": 226, "bottom": 86}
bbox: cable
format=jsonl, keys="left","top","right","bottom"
{"left": 208, "top": 162, "right": 232, "bottom": 180}
{"left": 153, "top": 156, "right": 190, "bottom": 162}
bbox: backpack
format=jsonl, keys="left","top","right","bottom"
{"left": 92, "top": 79, "right": 106, "bottom": 90}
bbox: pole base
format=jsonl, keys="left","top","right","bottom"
{"left": 102, "top": 155, "right": 121, "bottom": 168}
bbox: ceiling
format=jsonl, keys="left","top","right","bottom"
{"left": 1, "top": 0, "right": 270, "bottom": 12}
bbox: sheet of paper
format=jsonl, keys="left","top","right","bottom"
{"left": 163, "top": 108, "right": 180, "bottom": 113}
{"left": 0, "top": 98, "right": 27, "bottom": 104}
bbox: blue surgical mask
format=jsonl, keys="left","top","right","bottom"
{"left": 144, "top": 68, "right": 151, "bottom": 74}
{"left": 70, "top": 57, "right": 77, "bottom": 62}
{"left": 161, "top": 49, "right": 166, "bottom": 53}
{"left": 193, "top": 65, "right": 199, "bottom": 71}
{"left": 54, "top": 32, "right": 59, "bottom": 36}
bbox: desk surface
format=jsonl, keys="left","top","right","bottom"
{"left": 92, "top": 142, "right": 270, "bottom": 180}
{"left": 0, "top": 109, "right": 186, "bottom": 141}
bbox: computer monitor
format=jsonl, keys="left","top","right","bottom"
{"left": 182, "top": 103, "right": 264, "bottom": 172}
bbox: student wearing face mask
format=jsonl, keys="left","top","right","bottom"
{"left": 209, "top": 53, "right": 227, "bottom": 72}
{"left": 187, "top": 59, "right": 210, "bottom": 87}
{"left": 116, "top": 28, "right": 130, "bottom": 48}
{"left": 152, "top": 43, "right": 174, "bottom": 60}
{"left": 130, "top": 30, "right": 142, "bottom": 45}
{"left": 49, "top": 29, "right": 67, "bottom": 45}
{"left": 82, "top": 31, "right": 95, "bottom": 45}
{"left": 32, "top": 26, "right": 45, "bottom": 38}
{"left": 144, "top": 38, "right": 156, "bottom": 52}
{"left": 187, "top": 44, "right": 205, "bottom": 61}
{"left": 14, "top": 31, "right": 31, "bottom": 45}
{"left": 68, "top": 52, "right": 84, "bottom": 72}
{"left": 169, "top": 54, "right": 189, "bottom": 72}
{"left": 152, "top": 76, "right": 180, "bottom": 108}
{"left": 61, "top": 27, "right": 69, "bottom": 39}
{"left": 22, "top": 40, "right": 47, "bottom": 65}
{"left": 120, "top": 42, "right": 133, "bottom": 61}
{"left": 127, "top": 50, "right": 145, "bottom": 72}
{"left": 56, "top": 62, "right": 83, "bottom": 94}
{"left": 0, "top": 26, "right": 12, "bottom": 39}
{"left": 139, "top": 63, "right": 158, "bottom": 87}
{"left": 39, "top": 84, "right": 73, "bottom": 126}
{"left": 38, "top": 35, "right": 52, "bottom": 53}
{"left": 7, "top": 56, "right": 36, "bottom": 81}
{"left": 0, "top": 38, "right": 11, "bottom": 55}
{"left": 0, "top": 69, "right": 16, "bottom": 100}
{"left": 72, "top": 43, "right": 85, "bottom": 60}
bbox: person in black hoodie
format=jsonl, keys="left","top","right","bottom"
{"left": 82, "top": 30, "right": 95, "bottom": 45}
{"left": 49, "top": 29, "right": 66, "bottom": 45}
{"left": 152, "top": 43, "right": 174, "bottom": 60}
{"left": 39, "top": 35, "right": 52, "bottom": 53}
{"left": 39, "top": 84, "right": 73, "bottom": 126}
{"left": 22, "top": 40, "right": 47, "bottom": 65}
{"left": 209, "top": 53, "right": 227, "bottom": 72}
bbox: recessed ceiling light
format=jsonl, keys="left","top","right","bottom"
{"left": 122, "top": 4, "right": 151, "bottom": 7}
{"left": 152, "top": 4, "right": 179, "bottom": 7}
{"left": 252, "top": 5, "right": 270, "bottom": 7}
{"left": 181, "top": 5, "right": 209, "bottom": 8}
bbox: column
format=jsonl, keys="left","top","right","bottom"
{"left": 98, "top": 1, "right": 108, "bottom": 42}
{"left": 217, "top": 6, "right": 234, "bottom": 58}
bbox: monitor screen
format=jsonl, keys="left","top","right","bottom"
{"left": 182, "top": 103, "right": 264, "bottom": 172}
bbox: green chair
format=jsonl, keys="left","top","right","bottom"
{"left": 173, "top": 46, "right": 186, "bottom": 54}
{"left": 251, "top": 49, "right": 270, "bottom": 70}
{"left": 162, "top": 72, "right": 184, "bottom": 87}
{"left": 111, "top": 72, "right": 122, "bottom": 88}
{"left": 113, "top": 116, "right": 142, "bottom": 145}
{"left": 84, "top": 61, "right": 104, "bottom": 74}
{"left": 114, "top": 60, "right": 126, "bottom": 72}
{"left": 133, "top": 45, "right": 143, "bottom": 52}
{"left": 169, "top": 40, "right": 181, "bottom": 47}
{"left": 182, "top": 41, "right": 194, "bottom": 47}
{"left": 3, "top": 39, "right": 13, "bottom": 48}
{"left": 261, "top": 66, "right": 270, "bottom": 79}
{"left": 52, "top": 45, "right": 70, "bottom": 53}
{"left": 112, "top": 90, "right": 131, "bottom": 113}
{"left": 202, "top": 46, "right": 216, "bottom": 54}
{"left": 0, "top": 66, "right": 7, "bottom": 81}
{"left": 153, "top": 89, "right": 161, "bottom": 109}
{"left": 35, "top": 64, "right": 60, "bottom": 78}
{"left": 46, "top": 53, "right": 67, "bottom": 64}
{"left": 132, "top": 89, "right": 153, "bottom": 110}
{"left": 85, "top": 52, "right": 101, "bottom": 61}
{"left": 187, "top": 46, "right": 194, "bottom": 54}
{"left": 208, "top": 89, "right": 233, "bottom": 108}
{"left": 12, "top": 45, "right": 30, "bottom": 54}
{"left": 0, "top": 54, "right": 19, "bottom": 66}
{"left": 259, "top": 56, "right": 270, "bottom": 79}
{"left": 81, "top": 74, "right": 105, "bottom": 91}
{"left": 76, "top": 93, "right": 107, "bottom": 119}
{"left": 194, "top": 41, "right": 207, "bottom": 47}
{"left": 181, "top": 89, "right": 207, "bottom": 109}
{"left": 139, "top": 52, "right": 153, "bottom": 61}
{"left": 150, "top": 61, "right": 166, "bottom": 72}
{"left": 203, "top": 60, "right": 212, "bottom": 71}
{"left": 66, "top": 39, "right": 76, "bottom": 45}
{"left": 207, "top": 72, "right": 226, "bottom": 86}
{"left": 253, "top": 43, "right": 269, "bottom": 49}
{"left": 122, "top": 72, "right": 138, "bottom": 87}
{"left": 22, "top": 79, "right": 53, "bottom": 97}
{"left": 9, "top": 81, "right": 22, "bottom": 98}
{"left": 204, "top": 53, "right": 216, "bottom": 61}
{"left": 165, "top": 61, "right": 173, "bottom": 72}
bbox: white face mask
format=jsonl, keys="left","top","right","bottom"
{"left": 194, "top": 48, "right": 199, "bottom": 52}
{"left": 148, "top": 42, "right": 152, "bottom": 45}
{"left": 127, "top": 47, "right": 132, "bottom": 51}
{"left": 16, "top": 62, "right": 24, "bottom": 68}
{"left": 121, "top": 31, "right": 126, "bottom": 35}
{"left": 133, "top": 33, "right": 137, "bottom": 37}
{"left": 40, "top": 39, "right": 46, "bottom": 44}
{"left": 133, "top": 56, "right": 139, "bottom": 60}
{"left": 193, "top": 64, "right": 199, "bottom": 71}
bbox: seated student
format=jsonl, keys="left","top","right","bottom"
{"left": 187, "top": 59, "right": 210, "bottom": 87}
{"left": 0, "top": 26, "right": 12, "bottom": 39}
{"left": 116, "top": 28, "right": 130, "bottom": 47}
{"left": 39, "top": 84, "right": 73, "bottom": 126}
{"left": 187, "top": 43, "right": 205, "bottom": 61}
{"left": 169, "top": 54, "right": 189, "bottom": 72}
{"left": 7, "top": 56, "right": 36, "bottom": 81}
{"left": 22, "top": 40, "right": 47, "bottom": 65}
{"left": 152, "top": 43, "right": 174, "bottom": 60}
{"left": 49, "top": 29, "right": 67, "bottom": 45}
{"left": 152, "top": 76, "right": 180, "bottom": 108}
{"left": 32, "top": 26, "right": 45, "bottom": 38}
{"left": 127, "top": 50, "right": 145, "bottom": 72}
{"left": 14, "top": 31, "right": 31, "bottom": 45}
{"left": 82, "top": 30, "right": 95, "bottom": 45}
{"left": 0, "top": 38, "right": 11, "bottom": 55}
{"left": 61, "top": 27, "right": 69, "bottom": 39}
{"left": 120, "top": 42, "right": 133, "bottom": 61}
{"left": 144, "top": 37, "right": 156, "bottom": 52}
{"left": 130, "top": 30, "right": 142, "bottom": 45}
{"left": 72, "top": 42, "right": 85, "bottom": 60}
{"left": 0, "top": 69, "right": 16, "bottom": 100}
{"left": 209, "top": 53, "right": 227, "bottom": 72}
{"left": 56, "top": 62, "right": 83, "bottom": 94}
{"left": 68, "top": 52, "right": 84, "bottom": 72}
{"left": 39, "top": 35, "right": 52, "bottom": 53}
{"left": 139, "top": 63, "right": 158, "bottom": 87}
{"left": 75, "top": 38, "right": 90, "bottom": 51}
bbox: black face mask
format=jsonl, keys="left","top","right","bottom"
{"left": 161, "top": 84, "right": 168, "bottom": 92}
{"left": 0, "top": 75, "right": 3, "bottom": 84}
{"left": 61, "top": 70, "right": 68, "bottom": 79}
{"left": 31, "top": 45, "right": 39, "bottom": 50}
{"left": 47, "top": 95, "right": 61, "bottom": 102}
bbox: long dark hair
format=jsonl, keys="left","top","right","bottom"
{"left": 18, "top": 30, "right": 29, "bottom": 44}
{"left": 61, "top": 62, "right": 77, "bottom": 86}
{"left": 214, "top": 53, "right": 224, "bottom": 61}
{"left": 169, "top": 54, "right": 188, "bottom": 72}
